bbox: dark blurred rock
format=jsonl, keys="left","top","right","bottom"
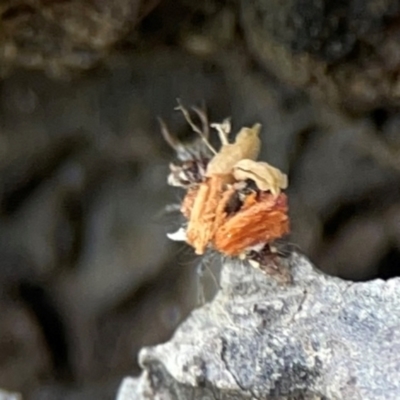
{"left": 29, "top": 379, "right": 120, "bottom": 400}
{"left": 0, "top": 302, "right": 51, "bottom": 394}
{"left": 316, "top": 215, "right": 388, "bottom": 280}
{"left": 220, "top": 51, "right": 315, "bottom": 171}
{"left": 294, "top": 118, "right": 399, "bottom": 217}
{"left": 118, "top": 253, "right": 400, "bottom": 399}
{"left": 2, "top": 167, "right": 83, "bottom": 277}
{"left": 240, "top": 0, "right": 400, "bottom": 112}
{"left": 0, "top": 0, "right": 143, "bottom": 76}
{"left": 0, "top": 46, "right": 233, "bottom": 395}
{"left": 62, "top": 166, "right": 172, "bottom": 317}
{"left": 56, "top": 166, "right": 174, "bottom": 378}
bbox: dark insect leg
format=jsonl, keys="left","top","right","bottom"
{"left": 195, "top": 250, "right": 221, "bottom": 305}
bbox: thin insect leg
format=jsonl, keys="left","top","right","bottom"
{"left": 175, "top": 99, "right": 217, "bottom": 155}
{"left": 169, "top": 244, "right": 190, "bottom": 262}
{"left": 205, "top": 253, "right": 221, "bottom": 291}
{"left": 164, "top": 203, "right": 182, "bottom": 214}
{"left": 152, "top": 187, "right": 185, "bottom": 222}
{"left": 198, "top": 252, "right": 221, "bottom": 287}
{"left": 153, "top": 201, "right": 182, "bottom": 221}
{"left": 195, "top": 251, "right": 221, "bottom": 305}
{"left": 269, "top": 238, "right": 301, "bottom": 258}
{"left": 196, "top": 254, "right": 212, "bottom": 305}
{"left": 196, "top": 259, "right": 206, "bottom": 306}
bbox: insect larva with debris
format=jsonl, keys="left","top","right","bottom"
{"left": 161, "top": 102, "right": 290, "bottom": 277}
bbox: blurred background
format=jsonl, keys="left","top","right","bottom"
{"left": 1, "top": 0, "right": 400, "bottom": 398}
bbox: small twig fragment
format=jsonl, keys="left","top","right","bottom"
{"left": 175, "top": 99, "right": 217, "bottom": 155}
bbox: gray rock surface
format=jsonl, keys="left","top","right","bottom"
{"left": 240, "top": 0, "right": 400, "bottom": 112}
{"left": 0, "top": 389, "right": 21, "bottom": 400}
{"left": 117, "top": 253, "right": 400, "bottom": 400}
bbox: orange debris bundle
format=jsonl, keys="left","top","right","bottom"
{"left": 162, "top": 104, "right": 290, "bottom": 266}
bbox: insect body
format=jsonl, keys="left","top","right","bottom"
{"left": 162, "top": 103, "right": 290, "bottom": 275}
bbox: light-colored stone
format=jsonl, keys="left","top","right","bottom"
{"left": 0, "top": 388, "right": 21, "bottom": 400}
{"left": 119, "top": 252, "right": 400, "bottom": 399}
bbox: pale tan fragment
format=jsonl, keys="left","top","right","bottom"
{"left": 233, "top": 159, "right": 288, "bottom": 196}
{"left": 206, "top": 124, "right": 261, "bottom": 176}
{"left": 210, "top": 118, "right": 231, "bottom": 145}
{"left": 234, "top": 124, "right": 262, "bottom": 160}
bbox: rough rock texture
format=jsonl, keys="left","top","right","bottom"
{"left": 0, "top": 300, "right": 52, "bottom": 393}
{"left": 117, "top": 253, "right": 400, "bottom": 399}
{"left": 0, "top": 0, "right": 145, "bottom": 76}
{"left": 240, "top": 0, "right": 400, "bottom": 112}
